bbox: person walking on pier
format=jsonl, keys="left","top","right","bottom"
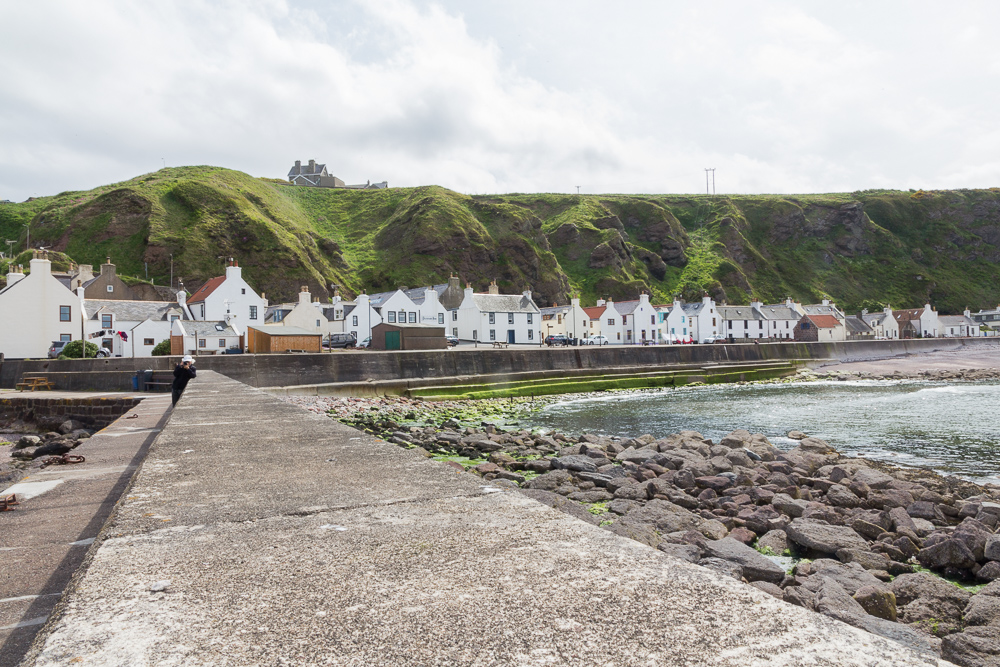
{"left": 172, "top": 355, "right": 197, "bottom": 406}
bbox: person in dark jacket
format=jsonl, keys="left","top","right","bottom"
{"left": 172, "top": 355, "right": 197, "bottom": 406}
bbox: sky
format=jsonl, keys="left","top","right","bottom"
{"left": 2, "top": 0, "right": 1000, "bottom": 202}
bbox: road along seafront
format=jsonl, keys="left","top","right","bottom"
{"left": 21, "top": 371, "right": 943, "bottom": 666}
{"left": 285, "top": 384, "right": 1000, "bottom": 666}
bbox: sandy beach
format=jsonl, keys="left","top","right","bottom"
{"left": 818, "top": 342, "right": 1000, "bottom": 377}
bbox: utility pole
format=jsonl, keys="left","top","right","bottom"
{"left": 712, "top": 168, "right": 716, "bottom": 195}
{"left": 704, "top": 168, "right": 715, "bottom": 195}
{"left": 170, "top": 253, "right": 173, "bottom": 289}
{"left": 4, "top": 239, "right": 15, "bottom": 258}
{"left": 576, "top": 186, "right": 581, "bottom": 195}
{"left": 24, "top": 223, "right": 29, "bottom": 252}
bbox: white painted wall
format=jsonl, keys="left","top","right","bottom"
{"left": 192, "top": 264, "right": 268, "bottom": 328}
{"left": 0, "top": 257, "right": 82, "bottom": 358}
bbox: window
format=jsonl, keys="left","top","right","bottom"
{"left": 242, "top": 288, "right": 246, "bottom": 295}
{"left": 102, "top": 338, "right": 112, "bottom": 349}
{"left": 102, "top": 314, "right": 112, "bottom": 329}
{"left": 200, "top": 305, "right": 205, "bottom": 318}
{"left": 489, "top": 329, "right": 496, "bottom": 341}
{"left": 249, "top": 306, "right": 258, "bottom": 320}
{"left": 528, "top": 329, "right": 533, "bottom": 340}
{"left": 452, "top": 310, "right": 457, "bottom": 321}
{"left": 144, "top": 338, "right": 154, "bottom": 346}
{"left": 438, "top": 313, "right": 444, "bottom": 324}
{"left": 623, "top": 315, "right": 628, "bottom": 324}
{"left": 171, "top": 315, "right": 179, "bottom": 322}
{"left": 527, "top": 313, "right": 532, "bottom": 324}
{"left": 388, "top": 311, "right": 396, "bottom": 323}
{"left": 607, "top": 318, "right": 615, "bottom": 326}
{"left": 60, "top": 334, "right": 72, "bottom": 342}
{"left": 316, "top": 319, "right": 321, "bottom": 327}
{"left": 557, "top": 314, "right": 562, "bottom": 324}
{"left": 452, "top": 328, "right": 458, "bottom": 337}
{"left": 473, "top": 329, "right": 477, "bottom": 340}
{"left": 489, "top": 313, "right": 495, "bottom": 324}
{"left": 219, "top": 339, "right": 226, "bottom": 348}
{"left": 671, "top": 328, "right": 675, "bottom": 334}
{"left": 199, "top": 338, "right": 206, "bottom": 348}
{"left": 509, "top": 313, "right": 515, "bottom": 324}
{"left": 728, "top": 321, "right": 732, "bottom": 329}
{"left": 60, "top": 306, "right": 71, "bottom": 322}
{"left": 352, "top": 315, "right": 359, "bottom": 326}
{"left": 617, "top": 332, "right": 621, "bottom": 340}
{"left": 744, "top": 320, "right": 748, "bottom": 329}
{"left": 651, "top": 315, "right": 655, "bottom": 325}
{"left": 408, "top": 312, "right": 416, "bottom": 323}
{"left": 713, "top": 317, "right": 716, "bottom": 326}
{"left": 396, "top": 310, "right": 404, "bottom": 322}
{"left": 107, "top": 285, "right": 114, "bottom": 293}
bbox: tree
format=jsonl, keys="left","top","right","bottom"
{"left": 60, "top": 339, "right": 100, "bottom": 359}
{"left": 151, "top": 340, "right": 171, "bottom": 356}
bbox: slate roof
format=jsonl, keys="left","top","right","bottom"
{"left": 188, "top": 276, "right": 225, "bottom": 304}
{"left": 613, "top": 300, "right": 640, "bottom": 316}
{"left": 288, "top": 162, "right": 327, "bottom": 177}
{"left": 178, "top": 321, "right": 239, "bottom": 337}
{"left": 471, "top": 293, "right": 539, "bottom": 313}
{"left": 717, "top": 306, "right": 763, "bottom": 320}
{"left": 862, "top": 312, "right": 889, "bottom": 326}
{"left": 845, "top": 316, "right": 873, "bottom": 333}
{"left": 940, "top": 315, "right": 976, "bottom": 326}
{"left": 757, "top": 305, "right": 799, "bottom": 320}
{"left": 539, "top": 305, "right": 570, "bottom": 318}
{"left": 682, "top": 302, "right": 706, "bottom": 316}
{"left": 804, "top": 314, "right": 842, "bottom": 329}
{"left": 87, "top": 300, "right": 184, "bottom": 322}
{"left": 802, "top": 304, "right": 844, "bottom": 319}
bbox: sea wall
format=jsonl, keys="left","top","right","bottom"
{"left": 1, "top": 337, "right": 994, "bottom": 391}
{"left": 0, "top": 396, "right": 142, "bottom": 431}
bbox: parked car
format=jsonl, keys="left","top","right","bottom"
{"left": 702, "top": 335, "right": 727, "bottom": 344}
{"left": 95, "top": 347, "right": 111, "bottom": 357}
{"left": 356, "top": 336, "right": 372, "bottom": 349}
{"left": 48, "top": 341, "right": 68, "bottom": 358}
{"left": 222, "top": 346, "right": 245, "bottom": 354}
{"left": 445, "top": 335, "right": 459, "bottom": 347}
{"left": 545, "top": 334, "right": 568, "bottom": 346}
{"left": 584, "top": 335, "right": 609, "bottom": 346}
{"left": 324, "top": 333, "right": 357, "bottom": 349}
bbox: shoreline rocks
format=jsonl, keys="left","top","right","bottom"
{"left": 316, "top": 396, "right": 1000, "bottom": 664}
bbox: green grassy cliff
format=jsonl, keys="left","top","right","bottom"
{"left": 2, "top": 166, "right": 998, "bottom": 313}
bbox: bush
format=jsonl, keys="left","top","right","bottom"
{"left": 61, "top": 340, "right": 100, "bottom": 359}
{"left": 151, "top": 340, "right": 172, "bottom": 356}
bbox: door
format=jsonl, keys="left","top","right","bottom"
{"left": 385, "top": 330, "right": 401, "bottom": 350}
{"left": 507, "top": 330, "right": 515, "bottom": 344}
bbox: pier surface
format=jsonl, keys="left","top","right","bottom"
{"left": 18, "top": 372, "right": 946, "bottom": 666}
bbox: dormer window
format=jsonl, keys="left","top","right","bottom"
{"left": 101, "top": 314, "right": 112, "bottom": 328}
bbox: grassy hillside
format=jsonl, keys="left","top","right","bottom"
{"left": 2, "top": 167, "right": 999, "bottom": 313}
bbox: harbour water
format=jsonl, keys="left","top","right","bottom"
{"left": 524, "top": 379, "right": 1000, "bottom": 485}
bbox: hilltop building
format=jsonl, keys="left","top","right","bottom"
{"left": 287, "top": 160, "right": 387, "bottom": 190}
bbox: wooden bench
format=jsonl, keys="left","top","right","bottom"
{"left": 143, "top": 371, "right": 174, "bottom": 393}
{"left": 16, "top": 376, "right": 55, "bottom": 391}
{"left": 492, "top": 341, "right": 509, "bottom": 349}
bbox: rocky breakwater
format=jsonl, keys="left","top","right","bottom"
{"left": 365, "top": 416, "right": 1000, "bottom": 666}
{"left": 2, "top": 419, "right": 95, "bottom": 485}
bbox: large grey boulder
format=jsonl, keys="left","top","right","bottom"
{"left": 786, "top": 518, "right": 868, "bottom": 555}
{"left": 550, "top": 455, "right": 599, "bottom": 473}
{"left": 889, "top": 572, "right": 971, "bottom": 635}
{"left": 916, "top": 539, "right": 977, "bottom": 572}
{"left": 518, "top": 489, "right": 602, "bottom": 526}
{"left": 698, "top": 557, "right": 743, "bottom": 581}
{"left": 623, "top": 499, "right": 701, "bottom": 534}
{"left": 702, "top": 537, "right": 786, "bottom": 584}
{"left": 615, "top": 448, "right": 659, "bottom": 464}
{"left": 965, "top": 595, "right": 1000, "bottom": 627}
{"left": 802, "top": 559, "right": 883, "bottom": 596}
{"left": 942, "top": 626, "right": 1000, "bottom": 667}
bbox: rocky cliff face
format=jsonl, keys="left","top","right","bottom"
{"left": 3, "top": 169, "right": 999, "bottom": 313}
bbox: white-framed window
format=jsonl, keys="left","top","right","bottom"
{"left": 388, "top": 311, "right": 396, "bottom": 323}
{"left": 508, "top": 313, "right": 514, "bottom": 324}
{"left": 528, "top": 329, "right": 533, "bottom": 340}
{"left": 352, "top": 315, "right": 358, "bottom": 326}
{"left": 452, "top": 310, "right": 457, "bottom": 321}
{"left": 200, "top": 304, "right": 205, "bottom": 318}
{"left": 241, "top": 288, "right": 246, "bottom": 294}
{"left": 316, "top": 319, "right": 320, "bottom": 327}
{"left": 489, "top": 329, "right": 496, "bottom": 341}
{"left": 219, "top": 339, "right": 226, "bottom": 348}
{"left": 438, "top": 313, "right": 444, "bottom": 324}
{"left": 452, "top": 328, "right": 458, "bottom": 336}
{"left": 107, "top": 285, "right": 114, "bottom": 293}
{"left": 489, "top": 313, "right": 495, "bottom": 324}
{"left": 527, "top": 313, "right": 533, "bottom": 324}
{"left": 473, "top": 329, "right": 477, "bottom": 340}
{"left": 408, "top": 312, "right": 416, "bottom": 323}
{"left": 199, "top": 339, "right": 206, "bottom": 348}
{"left": 398, "top": 310, "right": 405, "bottom": 322}
{"left": 249, "top": 306, "right": 258, "bottom": 320}
{"left": 651, "top": 315, "right": 655, "bottom": 325}
{"left": 144, "top": 338, "right": 154, "bottom": 345}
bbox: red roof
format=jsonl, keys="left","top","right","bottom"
{"left": 188, "top": 276, "right": 225, "bottom": 304}
{"left": 805, "top": 314, "right": 841, "bottom": 329}
{"left": 583, "top": 306, "right": 606, "bottom": 319}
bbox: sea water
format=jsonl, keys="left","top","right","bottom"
{"left": 523, "top": 380, "right": 1000, "bottom": 485}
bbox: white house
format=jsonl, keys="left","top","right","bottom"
{"left": 940, "top": 311, "right": 979, "bottom": 337}
{"left": 683, "top": 295, "right": 720, "bottom": 343}
{"left": 799, "top": 299, "right": 847, "bottom": 322}
{"left": 718, "top": 304, "right": 766, "bottom": 339}
{"left": 170, "top": 319, "right": 242, "bottom": 356}
{"left": 456, "top": 281, "right": 541, "bottom": 344}
{"left": 369, "top": 289, "right": 421, "bottom": 327}
{"left": 344, "top": 293, "right": 382, "bottom": 342}
{"left": 861, "top": 307, "right": 900, "bottom": 340}
{"left": 0, "top": 252, "right": 82, "bottom": 358}
{"left": 266, "top": 287, "right": 343, "bottom": 338}
{"left": 754, "top": 301, "right": 800, "bottom": 340}
{"left": 655, "top": 300, "right": 689, "bottom": 343}
{"left": 893, "top": 304, "right": 940, "bottom": 338}
{"left": 187, "top": 259, "right": 268, "bottom": 328}
{"left": 84, "top": 296, "right": 190, "bottom": 357}
{"left": 539, "top": 304, "right": 571, "bottom": 339}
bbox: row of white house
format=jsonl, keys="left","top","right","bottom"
{"left": 0, "top": 252, "right": 991, "bottom": 359}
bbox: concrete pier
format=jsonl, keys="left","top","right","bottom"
{"left": 19, "top": 372, "right": 946, "bottom": 665}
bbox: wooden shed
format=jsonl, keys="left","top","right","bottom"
{"left": 371, "top": 322, "right": 447, "bottom": 350}
{"left": 247, "top": 325, "right": 322, "bottom": 354}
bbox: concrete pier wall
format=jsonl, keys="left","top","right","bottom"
{"left": 2, "top": 337, "right": 993, "bottom": 391}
